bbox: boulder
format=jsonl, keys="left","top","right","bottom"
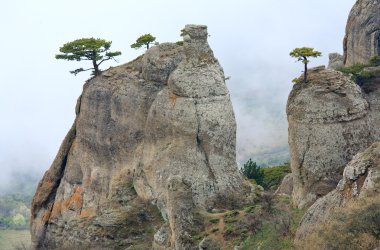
{"left": 275, "top": 173, "right": 293, "bottom": 195}
{"left": 327, "top": 53, "right": 344, "bottom": 69}
{"left": 287, "top": 68, "right": 372, "bottom": 208}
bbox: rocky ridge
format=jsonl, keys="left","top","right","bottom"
{"left": 31, "top": 25, "right": 255, "bottom": 250}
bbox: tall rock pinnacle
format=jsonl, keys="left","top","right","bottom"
{"left": 31, "top": 25, "right": 255, "bottom": 250}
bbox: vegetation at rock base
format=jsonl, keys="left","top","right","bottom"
{"left": 131, "top": 34, "right": 157, "bottom": 50}
{"left": 241, "top": 160, "right": 290, "bottom": 191}
{"left": 297, "top": 195, "right": 380, "bottom": 250}
{"left": 55, "top": 38, "right": 122, "bottom": 76}
{"left": 196, "top": 194, "right": 305, "bottom": 249}
{"left": 337, "top": 56, "right": 380, "bottom": 89}
{"left": 290, "top": 47, "right": 322, "bottom": 83}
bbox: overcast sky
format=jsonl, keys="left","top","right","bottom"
{"left": 0, "top": 0, "right": 356, "bottom": 189}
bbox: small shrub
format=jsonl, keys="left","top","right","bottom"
{"left": 224, "top": 210, "right": 239, "bottom": 218}
{"left": 208, "top": 218, "right": 219, "bottom": 224}
{"left": 369, "top": 56, "right": 380, "bottom": 66}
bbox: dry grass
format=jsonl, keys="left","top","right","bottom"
{"left": 0, "top": 230, "right": 31, "bottom": 250}
{"left": 297, "top": 195, "right": 380, "bottom": 250}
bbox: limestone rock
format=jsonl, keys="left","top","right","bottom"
{"left": 327, "top": 53, "right": 344, "bottom": 69}
{"left": 296, "top": 141, "right": 380, "bottom": 240}
{"left": 343, "top": 0, "right": 380, "bottom": 66}
{"left": 287, "top": 68, "right": 372, "bottom": 208}
{"left": 275, "top": 173, "right": 293, "bottom": 195}
{"left": 31, "top": 25, "right": 254, "bottom": 250}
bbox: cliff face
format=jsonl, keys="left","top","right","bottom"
{"left": 31, "top": 25, "right": 254, "bottom": 250}
{"left": 343, "top": 0, "right": 380, "bottom": 66}
{"left": 287, "top": 67, "right": 380, "bottom": 209}
{"left": 295, "top": 141, "right": 380, "bottom": 240}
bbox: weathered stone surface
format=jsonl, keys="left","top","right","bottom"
{"left": 31, "top": 25, "right": 254, "bottom": 250}
{"left": 287, "top": 68, "right": 373, "bottom": 208}
{"left": 296, "top": 141, "right": 380, "bottom": 240}
{"left": 275, "top": 173, "right": 293, "bottom": 195}
{"left": 343, "top": 0, "right": 380, "bottom": 66}
{"left": 327, "top": 53, "right": 344, "bottom": 69}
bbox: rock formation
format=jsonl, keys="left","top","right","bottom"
{"left": 275, "top": 173, "right": 293, "bottom": 195}
{"left": 287, "top": 66, "right": 379, "bottom": 209}
{"left": 295, "top": 141, "right": 380, "bottom": 240}
{"left": 31, "top": 25, "right": 254, "bottom": 250}
{"left": 343, "top": 0, "right": 380, "bottom": 66}
{"left": 327, "top": 53, "right": 344, "bottom": 69}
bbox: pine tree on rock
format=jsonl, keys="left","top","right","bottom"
{"left": 131, "top": 34, "right": 157, "bottom": 50}
{"left": 290, "top": 47, "right": 322, "bottom": 83}
{"left": 55, "top": 38, "right": 121, "bottom": 76}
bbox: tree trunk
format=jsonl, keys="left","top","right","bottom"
{"left": 304, "top": 61, "right": 308, "bottom": 83}
{"left": 92, "top": 59, "right": 99, "bottom": 76}
{"left": 146, "top": 43, "right": 150, "bottom": 49}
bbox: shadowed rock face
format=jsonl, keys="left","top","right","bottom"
{"left": 295, "top": 142, "right": 380, "bottom": 241}
{"left": 31, "top": 25, "right": 254, "bottom": 250}
{"left": 287, "top": 67, "right": 375, "bottom": 209}
{"left": 344, "top": 0, "right": 380, "bottom": 66}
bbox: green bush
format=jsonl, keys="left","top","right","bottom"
{"left": 261, "top": 165, "right": 291, "bottom": 191}
{"left": 336, "top": 56, "right": 380, "bottom": 86}
{"left": 241, "top": 159, "right": 264, "bottom": 184}
{"left": 241, "top": 160, "right": 290, "bottom": 191}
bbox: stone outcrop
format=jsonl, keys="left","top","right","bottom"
{"left": 343, "top": 0, "right": 380, "bottom": 66}
{"left": 275, "top": 173, "right": 293, "bottom": 195}
{"left": 31, "top": 25, "right": 254, "bottom": 250}
{"left": 295, "top": 141, "right": 380, "bottom": 240}
{"left": 287, "top": 67, "right": 377, "bottom": 208}
{"left": 327, "top": 53, "right": 344, "bottom": 69}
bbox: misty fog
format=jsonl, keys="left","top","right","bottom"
{"left": 0, "top": 0, "right": 356, "bottom": 192}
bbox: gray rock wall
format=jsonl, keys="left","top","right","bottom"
{"left": 343, "top": 0, "right": 380, "bottom": 66}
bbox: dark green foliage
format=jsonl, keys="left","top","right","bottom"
{"left": 336, "top": 56, "right": 380, "bottom": 87}
{"left": 261, "top": 165, "right": 291, "bottom": 191}
{"left": 175, "top": 41, "right": 184, "bottom": 46}
{"left": 242, "top": 160, "right": 290, "bottom": 191}
{"left": 369, "top": 56, "right": 380, "bottom": 66}
{"left": 208, "top": 218, "right": 220, "bottom": 224}
{"left": 290, "top": 47, "right": 322, "bottom": 83}
{"left": 241, "top": 159, "right": 264, "bottom": 184}
{"left": 55, "top": 38, "right": 121, "bottom": 76}
{"left": 131, "top": 34, "right": 157, "bottom": 50}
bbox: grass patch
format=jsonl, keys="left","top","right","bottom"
{"left": 0, "top": 229, "right": 31, "bottom": 250}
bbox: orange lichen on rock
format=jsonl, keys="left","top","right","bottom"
{"left": 64, "top": 186, "right": 83, "bottom": 211}
{"left": 49, "top": 201, "right": 63, "bottom": 221}
{"left": 80, "top": 207, "right": 95, "bottom": 218}
{"left": 169, "top": 94, "right": 177, "bottom": 107}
